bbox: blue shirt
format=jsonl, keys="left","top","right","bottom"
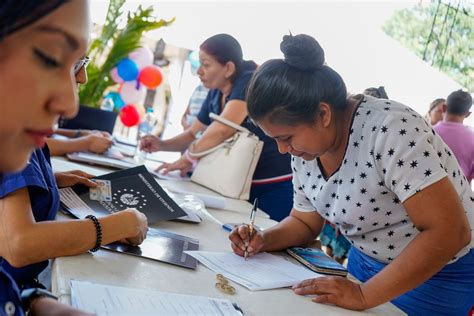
{"left": 197, "top": 69, "right": 291, "bottom": 181}
{"left": 0, "top": 146, "right": 59, "bottom": 288}
{"left": 0, "top": 268, "right": 23, "bottom": 316}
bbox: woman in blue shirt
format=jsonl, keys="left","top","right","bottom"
{"left": 140, "top": 34, "right": 293, "bottom": 221}
{"left": 0, "top": 0, "right": 95, "bottom": 315}
{"left": 0, "top": 2, "right": 149, "bottom": 293}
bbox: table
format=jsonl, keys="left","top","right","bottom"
{"left": 50, "top": 157, "right": 404, "bottom": 315}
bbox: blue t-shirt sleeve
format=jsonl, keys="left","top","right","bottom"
{"left": 0, "top": 151, "right": 48, "bottom": 198}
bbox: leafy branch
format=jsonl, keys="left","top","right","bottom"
{"left": 79, "top": 1, "right": 174, "bottom": 107}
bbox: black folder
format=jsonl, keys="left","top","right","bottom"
{"left": 59, "top": 166, "right": 199, "bottom": 269}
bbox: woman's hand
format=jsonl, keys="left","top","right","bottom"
{"left": 120, "top": 208, "right": 149, "bottom": 246}
{"left": 292, "top": 276, "right": 368, "bottom": 311}
{"left": 85, "top": 133, "right": 112, "bottom": 154}
{"left": 228, "top": 224, "right": 265, "bottom": 258}
{"left": 156, "top": 156, "right": 193, "bottom": 177}
{"left": 55, "top": 170, "right": 96, "bottom": 188}
{"left": 140, "top": 135, "right": 164, "bottom": 153}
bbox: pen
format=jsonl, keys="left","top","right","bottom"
{"left": 244, "top": 198, "right": 258, "bottom": 261}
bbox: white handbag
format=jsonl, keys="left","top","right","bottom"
{"left": 190, "top": 113, "right": 263, "bottom": 200}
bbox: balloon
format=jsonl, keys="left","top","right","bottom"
{"left": 117, "top": 58, "right": 139, "bottom": 81}
{"left": 129, "top": 46, "right": 154, "bottom": 68}
{"left": 104, "top": 91, "right": 125, "bottom": 110}
{"left": 119, "top": 105, "right": 140, "bottom": 127}
{"left": 120, "top": 81, "right": 146, "bottom": 104}
{"left": 110, "top": 67, "right": 124, "bottom": 83}
{"left": 138, "top": 65, "right": 163, "bottom": 89}
{"left": 132, "top": 103, "right": 146, "bottom": 119}
{"left": 188, "top": 50, "right": 200, "bottom": 69}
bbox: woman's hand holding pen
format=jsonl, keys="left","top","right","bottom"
{"left": 228, "top": 225, "right": 265, "bottom": 258}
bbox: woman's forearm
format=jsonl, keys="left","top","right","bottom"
{"left": 46, "top": 138, "right": 89, "bottom": 156}
{"left": 160, "top": 131, "right": 195, "bottom": 152}
{"left": 4, "top": 211, "right": 137, "bottom": 267}
{"left": 360, "top": 228, "right": 470, "bottom": 308}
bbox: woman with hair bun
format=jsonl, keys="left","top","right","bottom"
{"left": 141, "top": 34, "right": 293, "bottom": 221}
{"left": 229, "top": 34, "right": 474, "bottom": 314}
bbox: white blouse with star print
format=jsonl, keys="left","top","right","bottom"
{"left": 292, "top": 96, "right": 474, "bottom": 264}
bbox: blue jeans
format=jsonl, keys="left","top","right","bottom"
{"left": 249, "top": 180, "right": 293, "bottom": 222}
{"left": 348, "top": 247, "right": 474, "bottom": 315}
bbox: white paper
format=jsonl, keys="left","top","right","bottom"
{"left": 59, "top": 187, "right": 94, "bottom": 218}
{"left": 149, "top": 168, "right": 191, "bottom": 182}
{"left": 70, "top": 280, "right": 242, "bottom": 316}
{"left": 68, "top": 152, "right": 137, "bottom": 169}
{"left": 167, "top": 188, "right": 226, "bottom": 210}
{"left": 185, "top": 251, "right": 323, "bottom": 290}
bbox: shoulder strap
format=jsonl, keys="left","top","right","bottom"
{"left": 209, "top": 113, "right": 251, "bottom": 134}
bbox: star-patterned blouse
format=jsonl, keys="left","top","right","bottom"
{"left": 293, "top": 96, "right": 474, "bottom": 264}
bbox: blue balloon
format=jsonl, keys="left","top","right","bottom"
{"left": 188, "top": 51, "right": 200, "bottom": 69}
{"left": 104, "top": 91, "right": 126, "bottom": 110}
{"left": 117, "top": 58, "right": 139, "bottom": 81}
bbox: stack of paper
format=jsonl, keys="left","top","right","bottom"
{"left": 71, "top": 280, "right": 243, "bottom": 316}
{"left": 185, "top": 251, "right": 324, "bottom": 290}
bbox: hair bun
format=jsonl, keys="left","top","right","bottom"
{"left": 280, "top": 34, "right": 325, "bottom": 72}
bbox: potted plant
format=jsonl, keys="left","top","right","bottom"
{"left": 60, "top": 0, "right": 174, "bottom": 133}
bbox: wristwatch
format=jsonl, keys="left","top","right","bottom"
{"left": 20, "top": 288, "right": 58, "bottom": 315}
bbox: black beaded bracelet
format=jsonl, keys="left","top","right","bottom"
{"left": 86, "top": 215, "right": 102, "bottom": 252}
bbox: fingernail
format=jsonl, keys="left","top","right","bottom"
{"left": 244, "top": 241, "right": 249, "bottom": 247}
{"left": 247, "top": 246, "right": 254, "bottom": 252}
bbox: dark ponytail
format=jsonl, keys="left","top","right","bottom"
{"left": 246, "top": 34, "right": 347, "bottom": 125}
{"left": 200, "top": 33, "right": 257, "bottom": 83}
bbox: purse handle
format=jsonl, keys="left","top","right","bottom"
{"left": 189, "top": 113, "right": 253, "bottom": 158}
{"left": 209, "top": 113, "right": 251, "bottom": 134}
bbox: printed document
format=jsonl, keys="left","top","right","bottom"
{"left": 71, "top": 280, "right": 242, "bottom": 316}
{"left": 185, "top": 251, "right": 323, "bottom": 290}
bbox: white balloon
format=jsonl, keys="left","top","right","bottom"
{"left": 129, "top": 46, "right": 154, "bottom": 68}
{"left": 120, "top": 81, "right": 146, "bottom": 104}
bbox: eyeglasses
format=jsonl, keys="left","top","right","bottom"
{"left": 73, "top": 56, "right": 90, "bottom": 75}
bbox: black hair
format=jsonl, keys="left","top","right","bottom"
{"left": 200, "top": 33, "right": 257, "bottom": 83}
{"left": 364, "top": 86, "right": 389, "bottom": 99}
{"left": 446, "top": 89, "right": 472, "bottom": 115}
{"left": 0, "top": 0, "right": 68, "bottom": 41}
{"left": 246, "top": 34, "right": 347, "bottom": 125}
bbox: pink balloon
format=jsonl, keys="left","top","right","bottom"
{"left": 110, "top": 67, "right": 124, "bottom": 83}
{"left": 120, "top": 81, "right": 146, "bottom": 104}
{"left": 129, "top": 46, "right": 154, "bottom": 68}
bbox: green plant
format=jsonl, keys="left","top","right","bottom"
{"left": 383, "top": 1, "right": 473, "bottom": 90}
{"left": 79, "top": 0, "right": 174, "bottom": 107}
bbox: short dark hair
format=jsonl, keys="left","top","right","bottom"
{"left": 246, "top": 34, "right": 347, "bottom": 126}
{"left": 446, "top": 90, "right": 472, "bottom": 115}
{"left": 200, "top": 33, "right": 257, "bottom": 83}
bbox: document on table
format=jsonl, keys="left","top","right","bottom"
{"left": 185, "top": 251, "right": 323, "bottom": 290}
{"left": 70, "top": 280, "right": 243, "bottom": 316}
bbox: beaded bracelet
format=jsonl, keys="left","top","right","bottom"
{"left": 85, "top": 215, "right": 102, "bottom": 252}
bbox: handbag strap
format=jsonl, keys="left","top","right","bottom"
{"left": 209, "top": 113, "right": 251, "bottom": 134}
{"left": 189, "top": 114, "right": 254, "bottom": 158}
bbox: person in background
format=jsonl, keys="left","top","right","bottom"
{"left": 0, "top": 1, "right": 94, "bottom": 314}
{"left": 141, "top": 34, "right": 293, "bottom": 221}
{"left": 0, "top": 0, "right": 148, "bottom": 296}
{"left": 46, "top": 55, "right": 113, "bottom": 156}
{"left": 433, "top": 90, "right": 473, "bottom": 184}
{"left": 363, "top": 86, "right": 389, "bottom": 99}
{"left": 181, "top": 84, "right": 209, "bottom": 130}
{"left": 425, "top": 98, "right": 445, "bottom": 126}
{"left": 229, "top": 33, "right": 473, "bottom": 314}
